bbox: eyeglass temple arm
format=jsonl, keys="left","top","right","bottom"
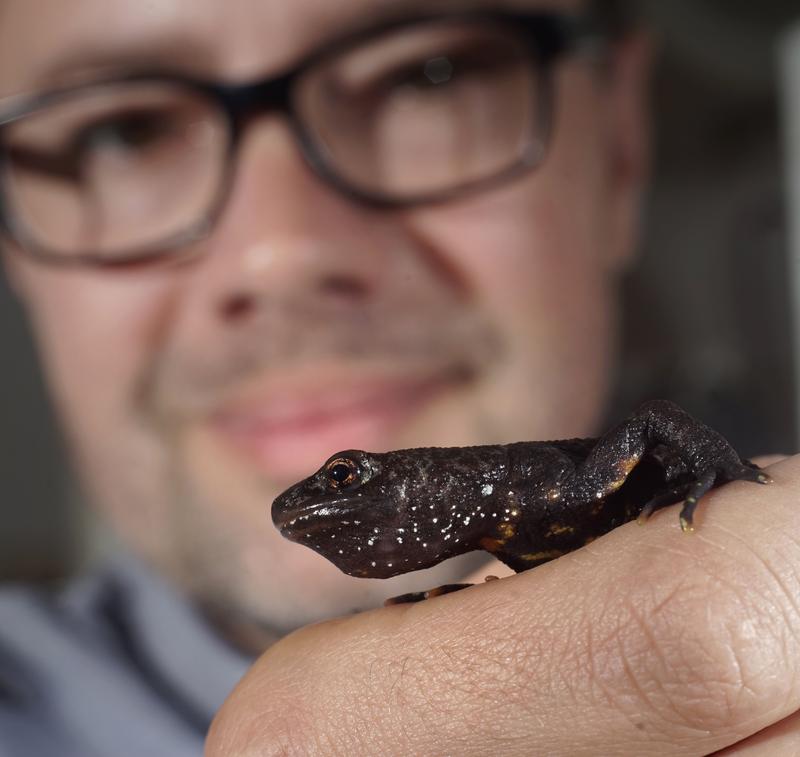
{"left": 4, "top": 143, "right": 82, "bottom": 184}
{"left": 513, "top": 12, "right": 611, "bottom": 62}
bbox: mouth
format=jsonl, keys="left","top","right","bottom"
{"left": 272, "top": 497, "right": 366, "bottom": 537}
{"left": 210, "top": 369, "right": 460, "bottom": 482}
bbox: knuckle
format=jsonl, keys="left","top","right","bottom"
{"left": 207, "top": 703, "right": 298, "bottom": 757}
{"left": 598, "top": 541, "right": 800, "bottom": 735}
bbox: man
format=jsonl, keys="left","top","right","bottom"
{"left": 1, "top": 0, "right": 798, "bottom": 755}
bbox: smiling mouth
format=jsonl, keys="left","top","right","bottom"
{"left": 210, "top": 367, "right": 468, "bottom": 482}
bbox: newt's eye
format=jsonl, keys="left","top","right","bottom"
{"left": 325, "top": 457, "right": 360, "bottom": 489}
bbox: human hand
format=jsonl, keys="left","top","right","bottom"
{"left": 207, "top": 455, "right": 800, "bottom": 756}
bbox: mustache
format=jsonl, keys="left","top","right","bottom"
{"left": 139, "top": 295, "right": 502, "bottom": 420}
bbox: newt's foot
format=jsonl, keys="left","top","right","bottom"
{"left": 637, "top": 483, "right": 691, "bottom": 525}
{"left": 638, "top": 460, "right": 772, "bottom": 531}
{"left": 385, "top": 582, "right": 473, "bottom": 605}
{"left": 678, "top": 463, "right": 772, "bottom": 532}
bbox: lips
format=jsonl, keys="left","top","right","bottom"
{"left": 210, "top": 372, "right": 453, "bottom": 482}
{"left": 272, "top": 497, "right": 365, "bottom": 536}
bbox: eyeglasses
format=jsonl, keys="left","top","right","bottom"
{"left": 0, "top": 10, "right": 607, "bottom": 268}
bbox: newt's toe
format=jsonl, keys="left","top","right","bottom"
{"left": 734, "top": 463, "right": 773, "bottom": 485}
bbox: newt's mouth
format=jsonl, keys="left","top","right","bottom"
{"left": 271, "top": 497, "right": 369, "bottom": 539}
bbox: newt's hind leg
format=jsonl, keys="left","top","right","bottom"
{"left": 575, "top": 400, "right": 772, "bottom": 530}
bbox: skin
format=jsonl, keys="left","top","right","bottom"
{"left": 0, "top": 0, "right": 643, "bottom": 638}
{"left": 4, "top": 0, "right": 797, "bottom": 754}
{"left": 208, "top": 455, "right": 800, "bottom": 756}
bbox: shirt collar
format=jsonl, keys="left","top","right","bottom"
{"left": 100, "top": 550, "right": 254, "bottom": 725}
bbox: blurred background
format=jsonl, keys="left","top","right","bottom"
{"left": 2, "top": 0, "right": 800, "bottom": 581}
{"left": 614, "top": 1, "right": 798, "bottom": 451}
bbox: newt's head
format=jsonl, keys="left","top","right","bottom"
{"left": 272, "top": 447, "right": 493, "bottom": 578}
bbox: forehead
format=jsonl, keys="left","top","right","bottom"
{"left": 0, "top": 0, "right": 581, "bottom": 96}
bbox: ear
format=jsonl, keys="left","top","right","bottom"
{"left": 602, "top": 29, "right": 653, "bottom": 272}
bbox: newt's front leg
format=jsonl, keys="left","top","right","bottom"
{"left": 385, "top": 576, "right": 505, "bottom": 605}
{"left": 571, "top": 399, "right": 771, "bottom": 531}
{"left": 384, "top": 583, "right": 474, "bottom": 605}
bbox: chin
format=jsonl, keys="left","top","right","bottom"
{"left": 237, "top": 546, "right": 486, "bottom": 628}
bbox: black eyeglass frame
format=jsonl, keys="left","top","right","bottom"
{"left": 0, "top": 9, "right": 608, "bottom": 269}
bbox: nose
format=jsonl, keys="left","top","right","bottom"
{"left": 177, "top": 116, "right": 393, "bottom": 333}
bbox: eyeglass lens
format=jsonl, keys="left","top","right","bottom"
{"left": 3, "top": 82, "right": 228, "bottom": 260}
{"left": 297, "top": 19, "right": 542, "bottom": 201}
{"left": 0, "top": 16, "right": 545, "bottom": 261}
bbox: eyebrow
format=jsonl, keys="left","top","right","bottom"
{"left": 25, "top": 37, "right": 221, "bottom": 93}
{"left": 21, "top": 0, "right": 533, "bottom": 94}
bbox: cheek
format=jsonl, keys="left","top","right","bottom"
{"left": 399, "top": 88, "right": 616, "bottom": 437}
{"left": 10, "top": 257, "right": 180, "bottom": 441}
{"left": 402, "top": 80, "right": 611, "bottom": 334}
{"left": 404, "top": 167, "right": 610, "bottom": 345}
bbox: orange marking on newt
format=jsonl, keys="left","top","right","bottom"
{"left": 519, "top": 549, "right": 564, "bottom": 562}
{"left": 479, "top": 536, "right": 506, "bottom": 552}
{"left": 545, "top": 523, "right": 574, "bottom": 537}
{"left": 498, "top": 522, "right": 517, "bottom": 540}
{"left": 604, "top": 454, "right": 643, "bottom": 495}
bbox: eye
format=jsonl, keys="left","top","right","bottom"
{"left": 79, "top": 109, "right": 167, "bottom": 147}
{"left": 325, "top": 457, "right": 361, "bottom": 489}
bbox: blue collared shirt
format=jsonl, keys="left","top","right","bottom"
{"left": 0, "top": 553, "right": 252, "bottom": 757}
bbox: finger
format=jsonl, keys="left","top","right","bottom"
{"left": 208, "top": 456, "right": 800, "bottom": 757}
{"left": 462, "top": 557, "right": 515, "bottom": 583}
{"left": 713, "top": 708, "right": 800, "bottom": 755}
{"left": 750, "top": 454, "right": 789, "bottom": 467}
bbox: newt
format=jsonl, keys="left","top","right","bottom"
{"left": 272, "top": 400, "right": 771, "bottom": 603}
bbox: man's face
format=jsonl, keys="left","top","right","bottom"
{"left": 0, "top": 0, "right": 647, "bottom": 635}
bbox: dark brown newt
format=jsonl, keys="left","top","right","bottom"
{"left": 272, "top": 400, "right": 772, "bottom": 603}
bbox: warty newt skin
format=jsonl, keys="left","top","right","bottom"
{"left": 272, "top": 400, "right": 771, "bottom": 600}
